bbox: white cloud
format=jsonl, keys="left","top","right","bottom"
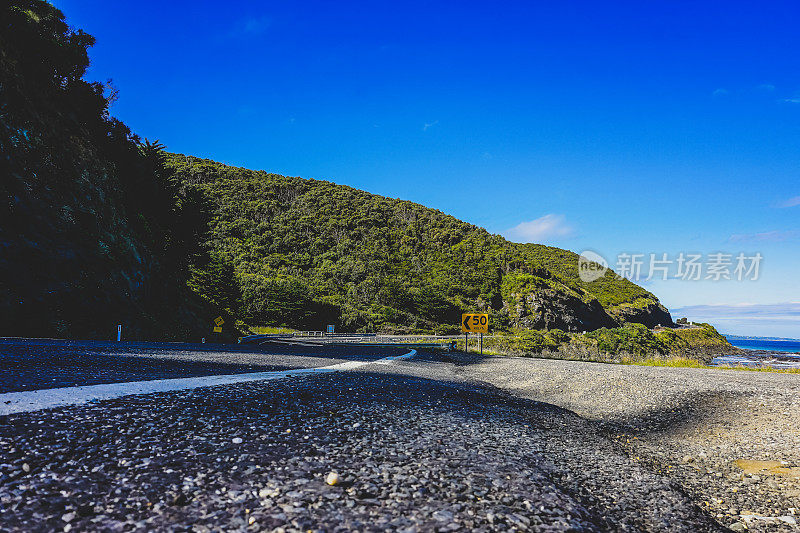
{"left": 504, "top": 214, "right": 575, "bottom": 243}
{"left": 729, "top": 230, "right": 799, "bottom": 242}
{"left": 671, "top": 302, "right": 800, "bottom": 318}
{"left": 778, "top": 195, "right": 800, "bottom": 208}
{"left": 231, "top": 16, "right": 271, "bottom": 37}
{"left": 668, "top": 302, "right": 800, "bottom": 338}
{"left": 712, "top": 88, "right": 729, "bottom": 97}
{"left": 670, "top": 303, "right": 800, "bottom": 336}
{"left": 782, "top": 96, "right": 800, "bottom": 104}
{"left": 757, "top": 83, "right": 776, "bottom": 91}
{"left": 423, "top": 120, "right": 439, "bottom": 131}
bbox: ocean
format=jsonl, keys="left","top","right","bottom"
{"left": 712, "top": 336, "right": 800, "bottom": 370}
{"left": 726, "top": 337, "right": 800, "bottom": 353}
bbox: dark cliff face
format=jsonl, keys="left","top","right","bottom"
{"left": 497, "top": 270, "right": 672, "bottom": 332}
{"left": 499, "top": 288, "right": 673, "bottom": 332}
{"left": 500, "top": 289, "right": 618, "bottom": 332}
{"left": 607, "top": 301, "right": 674, "bottom": 329}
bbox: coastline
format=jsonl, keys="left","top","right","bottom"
{"left": 717, "top": 337, "right": 800, "bottom": 370}
{"left": 726, "top": 337, "right": 800, "bottom": 353}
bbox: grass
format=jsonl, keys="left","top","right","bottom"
{"left": 623, "top": 355, "right": 800, "bottom": 374}
{"left": 623, "top": 355, "right": 707, "bottom": 368}
{"left": 718, "top": 365, "right": 800, "bottom": 374}
{"left": 248, "top": 326, "right": 298, "bottom": 334}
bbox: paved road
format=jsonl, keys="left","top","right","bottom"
{"left": 0, "top": 338, "right": 406, "bottom": 393}
{"left": 0, "top": 341, "right": 725, "bottom": 532}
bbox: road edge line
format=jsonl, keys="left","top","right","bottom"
{"left": 0, "top": 349, "right": 417, "bottom": 415}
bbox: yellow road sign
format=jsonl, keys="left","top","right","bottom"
{"left": 461, "top": 313, "right": 489, "bottom": 334}
{"left": 214, "top": 316, "right": 225, "bottom": 326}
{"left": 213, "top": 326, "right": 223, "bottom": 333}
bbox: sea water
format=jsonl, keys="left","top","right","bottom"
{"left": 727, "top": 338, "right": 800, "bottom": 353}
{"left": 710, "top": 337, "right": 800, "bottom": 370}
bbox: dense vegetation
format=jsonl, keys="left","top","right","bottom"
{"left": 168, "top": 155, "right": 673, "bottom": 334}
{"left": 0, "top": 1, "right": 223, "bottom": 339}
{"left": 476, "top": 323, "right": 733, "bottom": 363}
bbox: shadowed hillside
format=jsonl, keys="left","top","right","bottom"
{"left": 0, "top": 1, "right": 224, "bottom": 340}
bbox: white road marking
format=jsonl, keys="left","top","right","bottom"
{"left": 0, "top": 350, "right": 416, "bottom": 415}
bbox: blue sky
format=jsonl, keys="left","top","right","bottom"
{"left": 55, "top": 0, "right": 800, "bottom": 337}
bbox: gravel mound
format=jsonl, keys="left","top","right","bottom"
{"left": 447, "top": 353, "right": 800, "bottom": 532}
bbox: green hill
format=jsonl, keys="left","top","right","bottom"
{"left": 168, "top": 155, "right": 673, "bottom": 334}
{"left": 1, "top": 0, "right": 673, "bottom": 340}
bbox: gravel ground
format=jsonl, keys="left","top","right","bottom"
{"left": 444, "top": 353, "right": 800, "bottom": 533}
{"left": 0, "top": 369, "right": 722, "bottom": 532}
{"left": 0, "top": 339, "right": 404, "bottom": 393}
{"left": 4, "top": 342, "right": 796, "bottom": 532}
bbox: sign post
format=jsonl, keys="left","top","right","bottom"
{"left": 213, "top": 316, "right": 224, "bottom": 335}
{"left": 461, "top": 313, "right": 488, "bottom": 355}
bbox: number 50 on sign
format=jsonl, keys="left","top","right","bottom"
{"left": 462, "top": 313, "right": 488, "bottom": 334}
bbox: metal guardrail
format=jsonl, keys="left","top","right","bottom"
{"left": 240, "top": 332, "right": 459, "bottom": 350}
{"left": 240, "top": 332, "right": 506, "bottom": 344}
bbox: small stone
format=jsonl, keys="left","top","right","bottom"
{"left": 682, "top": 455, "right": 694, "bottom": 464}
{"left": 325, "top": 472, "right": 340, "bottom": 486}
{"left": 728, "top": 523, "right": 746, "bottom": 532}
{"left": 433, "top": 510, "right": 454, "bottom": 522}
{"left": 258, "top": 487, "right": 277, "bottom": 498}
{"left": 61, "top": 512, "right": 76, "bottom": 523}
{"left": 232, "top": 437, "right": 243, "bottom": 444}
{"left": 780, "top": 516, "right": 797, "bottom": 525}
{"left": 22, "top": 463, "right": 30, "bottom": 473}
{"left": 248, "top": 516, "right": 256, "bottom": 525}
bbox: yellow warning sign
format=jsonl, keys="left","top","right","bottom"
{"left": 214, "top": 316, "right": 225, "bottom": 326}
{"left": 461, "top": 313, "right": 489, "bottom": 334}
{"left": 213, "top": 326, "right": 223, "bottom": 333}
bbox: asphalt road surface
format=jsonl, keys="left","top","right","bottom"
{"left": 0, "top": 340, "right": 726, "bottom": 532}
{"left": 0, "top": 338, "right": 406, "bottom": 393}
